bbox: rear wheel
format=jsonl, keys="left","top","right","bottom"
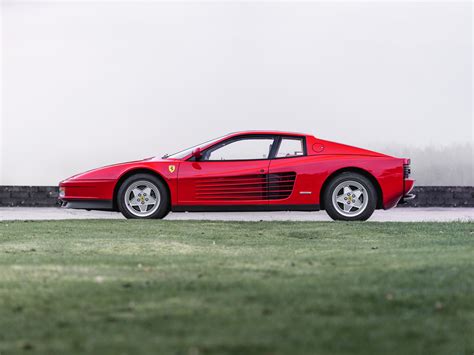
{"left": 323, "top": 172, "right": 377, "bottom": 221}
{"left": 117, "top": 174, "right": 170, "bottom": 219}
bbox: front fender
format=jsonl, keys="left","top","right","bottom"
{"left": 59, "top": 161, "right": 180, "bottom": 204}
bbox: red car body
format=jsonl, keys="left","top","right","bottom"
{"left": 59, "top": 131, "right": 415, "bottom": 214}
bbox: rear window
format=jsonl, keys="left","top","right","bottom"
{"left": 275, "top": 138, "right": 305, "bottom": 158}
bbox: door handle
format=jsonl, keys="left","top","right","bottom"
{"left": 260, "top": 169, "right": 265, "bottom": 173}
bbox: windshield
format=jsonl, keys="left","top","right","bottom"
{"left": 164, "top": 135, "right": 226, "bottom": 159}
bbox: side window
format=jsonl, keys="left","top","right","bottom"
{"left": 203, "top": 138, "right": 274, "bottom": 161}
{"left": 275, "top": 138, "right": 305, "bottom": 158}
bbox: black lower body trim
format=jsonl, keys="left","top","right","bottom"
{"left": 172, "top": 204, "right": 320, "bottom": 212}
{"left": 61, "top": 199, "right": 114, "bottom": 211}
{"left": 397, "top": 194, "right": 416, "bottom": 205}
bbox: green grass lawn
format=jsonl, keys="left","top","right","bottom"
{"left": 0, "top": 220, "right": 473, "bottom": 355}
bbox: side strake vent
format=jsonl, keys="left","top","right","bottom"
{"left": 195, "top": 174, "right": 267, "bottom": 201}
{"left": 195, "top": 172, "right": 296, "bottom": 201}
{"left": 268, "top": 172, "right": 296, "bottom": 200}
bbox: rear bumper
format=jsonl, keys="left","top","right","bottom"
{"left": 398, "top": 179, "right": 416, "bottom": 205}
{"left": 403, "top": 193, "right": 416, "bottom": 200}
{"left": 397, "top": 193, "right": 416, "bottom": 205}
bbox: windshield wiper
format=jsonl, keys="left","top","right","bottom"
{"left": 161, "top": 153, "right": 170, "bottom": 159}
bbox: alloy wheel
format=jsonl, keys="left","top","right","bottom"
{"left": 331, "top": 180, "right": 368, "bottom": 217}
{"left": 124, "top": 180, "right": 161, "bottom": 217}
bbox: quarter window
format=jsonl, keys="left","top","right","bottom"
{"left": 202, "top": 138, "right": 275, "bottom": 161}
{"left": 275, "top": 138, "right": 305, "bottom": 158}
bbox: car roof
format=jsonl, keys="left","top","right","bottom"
{"left": 226, "top": 130, "right": 310, "bottom": 137}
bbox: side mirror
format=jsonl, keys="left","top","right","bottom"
{"left": 192, "top": 147, "right": 202, "bottom": 160}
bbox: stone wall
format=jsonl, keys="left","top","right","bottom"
{"left": 0, "top": 186, "right": 472, "bottom": 208}
{"left": 0, "top": 186, "right": 60, "bottom": 207}
{"left": 401, "top": 186, "right": 473, "bottom": 207}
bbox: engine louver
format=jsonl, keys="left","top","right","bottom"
{"left": 195, "top": 172, "right": 296, "bottom": 201}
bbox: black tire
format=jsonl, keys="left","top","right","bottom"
{"left": 117, "top": 173, "right": 170, "bottom": 219}
{"left": 323, "top": 172, "right": 377, "bottom": 221}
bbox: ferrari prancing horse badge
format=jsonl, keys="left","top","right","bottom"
{"left": 168, "top": 165, "right": 176, "bottom": 173}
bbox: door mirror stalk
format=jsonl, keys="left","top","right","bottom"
{"left": 192, "top": 147, "right": 202, "bottom": 160}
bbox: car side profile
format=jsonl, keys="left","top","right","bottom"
{"left": 59, "top": 131, "right": 415, "bottom": 221}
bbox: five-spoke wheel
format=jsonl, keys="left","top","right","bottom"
{"left": 117, "top": 174, "right": 169, "bottom": 219}
{"left": 332, "top": 180, "right": 368, "bottom": 217}
{"left": 124, "top": 180, "right": 161, "bottom": 217}
{"left": 323, "top": 172, "right": 377, "bottom": 221}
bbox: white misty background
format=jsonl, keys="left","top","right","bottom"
{"left": 1, "top": 1, "right": 472, "bottom": 186}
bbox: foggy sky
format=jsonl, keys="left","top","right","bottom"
{"left": 1, "top": 1, "right": 472, "bottom": 185}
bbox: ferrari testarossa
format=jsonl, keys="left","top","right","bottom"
{"left": 59, "top": 131, "right": 415, "bottom": 221}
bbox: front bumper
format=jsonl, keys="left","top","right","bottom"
{"left": 61, "top": 199, "right": 114, "bottom": 211}
{"left": 58, "top": 179, "right": 116, "bottom": 211}
{"left": 58, "top": 179, "right": 116, "bottom": 199}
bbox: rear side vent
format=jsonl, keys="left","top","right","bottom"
{"left": 268, "top": 172, "right": 296, "bottom": 200}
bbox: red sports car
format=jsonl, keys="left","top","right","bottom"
{"left": 59, "top": 131, "right": 415, "bottom": 221}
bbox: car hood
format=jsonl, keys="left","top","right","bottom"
{"left": 62, "top": 156, "right": 175, "bottom": 181}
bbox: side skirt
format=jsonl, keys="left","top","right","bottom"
{"left": 172, "top": 204, "right": 320, "bottom": 213}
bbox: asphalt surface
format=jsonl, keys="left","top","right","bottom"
{"left": 0, "top": 207, "right": 473, "bottom": 222}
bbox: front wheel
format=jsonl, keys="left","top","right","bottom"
{"left": 323, "top": 172, "right": 377, "bottom": 221}
{"left": 117, "top": 174, "right": 170, "bottom": 219}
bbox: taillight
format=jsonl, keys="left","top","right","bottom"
{"left": 403, "top": 160, "right": 411, "bottom": 179}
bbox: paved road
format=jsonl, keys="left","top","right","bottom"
{"left": 0, "top": 207, "right": 473, "bottom": 222}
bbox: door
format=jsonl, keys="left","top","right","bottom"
{"left": 268, "top": 136, "right": 316, "bottom": 206}
{"left": 177, "top": 136, "right": 275, "bottom": 206}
